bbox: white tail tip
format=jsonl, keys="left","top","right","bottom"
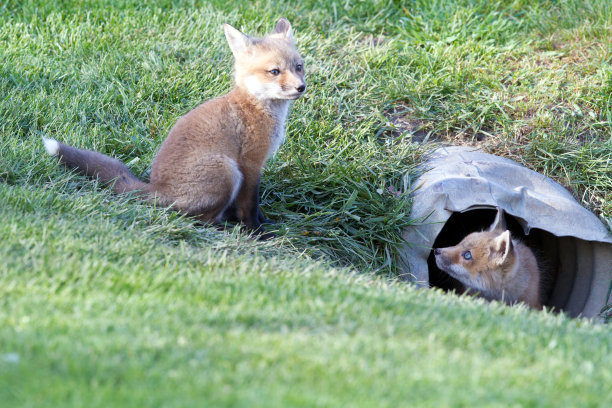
{"left": 42, "top": 137, "right": 59, "bottom": 156}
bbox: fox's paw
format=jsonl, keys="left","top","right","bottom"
{"left": 256, "top": 230, "right": 276, "bottom": 241}
{"left": 259, "top": 216, "right": 277, "bottom": 225}
{"left": 257, "top": 209, "right": 276, "bottom": 225}
{"left": 250, "top": 225, "right": 276, "bottom": 241}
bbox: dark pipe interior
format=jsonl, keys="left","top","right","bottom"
{"left": 427, "top": 209, "right": 560, "bottom": 307}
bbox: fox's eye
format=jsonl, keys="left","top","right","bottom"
{"left": 269, "top": 68, "right": 280, "bottom": 76}
{"left": 462, "top": 251, "right": 472, "bottom": 260}
{"left": 296, "top": 64, "right": 303, "bottom": 72}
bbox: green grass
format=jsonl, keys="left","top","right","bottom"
{"left": 1, "top": 0, "right": 611, "bottom": 406}
{"left": 2, "top": 183, "right": 612, "bottom": 407}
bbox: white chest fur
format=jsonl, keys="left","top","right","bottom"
{"left": 241, "top": 77, "right": 293, "bottom": 160}
{"left": 266, "top": 100, "right": 291, "bottom": 160}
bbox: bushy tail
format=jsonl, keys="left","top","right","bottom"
{"left": 42, "top": 137, "right": 151, "bottom": 196}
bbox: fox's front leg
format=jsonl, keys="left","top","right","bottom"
{"left": 221, "top": 181, "right": 274, "bottom": 225}
{"left": 253, "top": 181, "right": 276, "bottom": 225}
{"left": 235, "top": 168, "right": 273, "bottom": 239}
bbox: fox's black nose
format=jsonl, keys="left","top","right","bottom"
{"left": 434, "top": 248, "right": 440, "bottom": 255}
{"left": 296, "top": 84, "right": 306, "bottom": 93}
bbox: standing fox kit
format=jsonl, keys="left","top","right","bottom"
{"left": 434, "top": 209, "right": 541, "bottom": 309}
{"left": 42, "top": 18, "right": 305, "bottom": 237}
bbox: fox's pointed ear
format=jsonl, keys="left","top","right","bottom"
{"left": 492, "top": 230, "right": 513, "bottom": 264}
{"left": 488, "top": 208, "right": 507, "bottom": 233}
{"left": 271, "top": 18, "right": 294, "bottom": 42}
{"left": 224, "top": 23, "right": 251, "bottom": 56}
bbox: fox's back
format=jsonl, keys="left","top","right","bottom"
{"left": 151, "top": 94, "right": 241, "bottom": 184}
{"left": 512, "top": 241, "right": 541, "bottom": 308}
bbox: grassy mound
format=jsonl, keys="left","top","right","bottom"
{"left": 1, "top": 0, "right": 611, "bottom": 406}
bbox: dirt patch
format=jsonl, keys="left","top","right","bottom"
{"left": 382, "top": 104, "right": 439, "bottom": 144}
{"left": 440, "top": 127, "right": 491, "bottom": 144}
{"left": 358, "top": 34, "right": 385, "bottom": 47}
{"left": 386, "top": 102, "right": 502, "bottom": 144}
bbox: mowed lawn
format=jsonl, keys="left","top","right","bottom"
{"left": 1, "top": 0, "right": 611, "bottom": 407}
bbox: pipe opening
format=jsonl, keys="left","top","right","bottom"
{"left": 402, "top": 147, "right": 612, "bottom": 318}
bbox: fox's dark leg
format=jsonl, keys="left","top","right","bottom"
{"left": 253, "top": 181, "right": 276, "bottom": 225}
{"left": 220, "top": 188, "right": 273, "bottom": 225}
{"left": 235, "top": 166, "right": 274, "bottom": 240}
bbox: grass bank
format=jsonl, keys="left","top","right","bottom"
{"left": 1, "top": 0, "right": 611, "bottom": 406}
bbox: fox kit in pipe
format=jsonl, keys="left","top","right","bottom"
{"left": 42, "top": 18, "right": 305, "bottom": 237}
{"left": 434, "top": 209, "right": 541, "bottom": 309}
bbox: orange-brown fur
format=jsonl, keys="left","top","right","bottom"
{"left": 42, "top": 19, "right": 305, "bottom": 238}
{"left": 434, "top": 209, "right": 541, "bottom": 309}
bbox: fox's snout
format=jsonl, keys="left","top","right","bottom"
{"left": 282, "top": 75, "right": 306, "bottom": 99}
{"left": 279, "top": 68, "right": 306, "bottom": 98}
{"left": 433, "top": 247, "right": 455, "bottom": 274}
{"left": 433, "top": 248, "right": 452, "bottom": 270}
{"left": 291, "top": 82, "right": 306, "bottom": 99}
{"left": 433, "top": 247, "right": 449, "bottom": 262}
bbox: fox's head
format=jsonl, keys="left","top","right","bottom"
{"left": 434, "top": 209, "right": 517, "bottom": 294}
{"left": 223, "top": 18, "right": 306, "bottom": 101}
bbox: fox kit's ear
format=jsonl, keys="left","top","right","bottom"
{"left": 488, "top": 208, "right": 507, "bottom": 233}
{"left": 224, "top": 23, "right": 251, "bottom": 56}
{"left": 492, "top": 230, "right": 513, "bottom": 264}
{"left": 271, "top": 18, "right": 294, "bottom": 42}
